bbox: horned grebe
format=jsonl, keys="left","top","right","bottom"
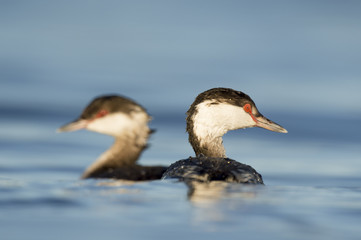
{"left": 162, "top": 88, "right": 287, "bottom": 184}
{"left": 58, "top": 95, "right": 167, "bottom": 180}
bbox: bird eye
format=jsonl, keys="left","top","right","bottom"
{"left": 243, "top": 103, "right": 252, "bottom": 114}
{"left": 95, "top": 109, "right": 108, "bottom": 118}
{"left": 243, "top": 103, "right": 258, "bottom": 123}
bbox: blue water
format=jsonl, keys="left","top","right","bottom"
{"left": 1, "top": 1, "right": 361, "bottom": 239}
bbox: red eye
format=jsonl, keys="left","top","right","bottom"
{"left": 243, "top": 103, "right": 252, "bottom": 114}
{"left": 95, "top": 109, "right": 108, "bottom": 118}
{"left": 243, "top": 103, "right": 258, "bottom": 123}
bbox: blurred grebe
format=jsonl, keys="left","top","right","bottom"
{"left": 162, "top": 88, "right": 287, "bottom": 184}
{"left": 58, "top": 95, "right": 167, "bottom": 180}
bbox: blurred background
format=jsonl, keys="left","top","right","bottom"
{"left": 1, "top": 0, "right": 360, "bottom": 179}
{"left": 2, "top": 1, "right": 361, "bottom": 112}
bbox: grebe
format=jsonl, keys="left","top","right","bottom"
{"left": 162, "top": 88, "right": 287, "bottom": 184}
{"left": 58, "top": 95, "right": 167, "bottom": 180}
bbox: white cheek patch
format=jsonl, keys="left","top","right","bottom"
{"left": 86, "top": 111, "right": 149, "bottom": 137}
{"left": 192, "top": 100, "right": 256, "bottom": 139}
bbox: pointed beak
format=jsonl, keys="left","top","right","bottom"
{"left": 255, "top": 115, "right": 288, "bottom": 133}
{"left": 57, "top": 119, "right": 89, "bottom": 133}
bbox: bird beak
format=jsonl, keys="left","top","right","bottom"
{"left": 57, "top": 119, "right": 89, "bottom": 133}
{"left": 255, "top": 115, "right": 288, "bottom": 133}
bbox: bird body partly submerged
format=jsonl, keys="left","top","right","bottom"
{"left": 84, "top": 164, "right": 168, "bottom": 180}
{"left": 162, "top": 155, "right": 263, "bottom": 184}
{"left": 162, "top": 87, "right": 287, "bottom": 184}
{"left": 58, "top": 95, "right": 167, "bottom": 180}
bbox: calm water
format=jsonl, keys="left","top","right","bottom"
{"left": 1, "top": 1, "right": 361, "bottom": 240}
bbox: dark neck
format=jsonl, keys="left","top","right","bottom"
{"left": 187, "top": 117, "right": 226, "bottom": 158}
{"left": 81, "top": 133, "right": 149, "bottom": 179}
{"left": 188, "top": 131, "right": 226, "bottom": 158}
